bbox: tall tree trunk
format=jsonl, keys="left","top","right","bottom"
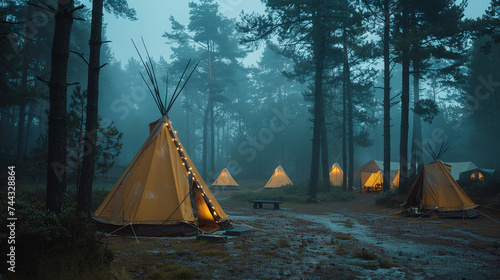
{"left": 16, "top": 104, "right": 26, "bottom": 163}
{"left": 399, "top": 0, "right": 410, "bottom": 195}
{"left": 308, "top": 0, "right": 326, "bottom": 200}
{"left": 410, "top": 59, "right": 423, "bottom": 176}
{"left": 342, "top": 55, "right": 347, "bottom": 192}
{"left": 185, "top": 93, "right": 191, "bottom": 152}
{"left": 210, "top": 104, "right": 215, "bottom": 179}
{"left": 344, "top": 30, "right": 354, "bottom": 192}
{"left": 382, "top": 0, "right": 391, "bottom": 192}
{"left": 17, "top": 43, "right": 29, "bottom": 164}
{"left": 47, "top": 0, "right": 75, "bottom": 213}
{"left": 320, "top": 117, "right": 329, "bottom": 181}
{"left": 24, "top": 103, "right": 36, "bottom": 156}
{"left": 78, "top": 0, "right": 104, "bottom": 217}
{"left": 202, "top": 103, "right": 209, "bottom": 179}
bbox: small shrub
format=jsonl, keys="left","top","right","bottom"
{"left": 279, "top": 237, "right": 291, "bottom": 248}
{"left": 353, "top": 248, "right": 379, "bottom": 260}
{"left": 0, "top": 193, "right": 113, "bottom": 279}
{"left": 375, "top": 189, "right": 398, "bottom": 205}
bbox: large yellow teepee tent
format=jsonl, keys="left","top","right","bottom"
{"left": 264, "top": 165, "right": 293, "bottom": 188}
{"left": 329, "top": 162, "right": 343, "bottom": 186}
{"left": 210, "top": 168, "right": 240, "bottom": 191}
{"left": 402, "top": 159, "right": 478, "bottom": 218}
{"left": 94, "top": 55, "right": 230, "bottom": 236}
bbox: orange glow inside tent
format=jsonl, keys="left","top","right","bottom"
{"left": 264, "top": 165, "right": 293, "bottom": 188}
{"left": 93, "top": 115, "right": 229, "bottom": 236}
{"left": 329, "top": 162, "right": 343, "bottom": 186}
{"left": 211, "top": 168, "right": 239, "bottom": 187}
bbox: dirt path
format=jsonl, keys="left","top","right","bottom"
{"left": 108, "top": 194, "right": 500, "bottom": 279}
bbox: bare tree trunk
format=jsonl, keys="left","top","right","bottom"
{"left": 210, "top": 104, "right": 215, "bottom": 179}
{"left": 308, "top": 0, "right": 326, "bottom": 200}
{"left": 16, "top": 104, "right": 26, "bottom": 163}
{"left": 78, "top": 0, "right": 104, "bottom": 217}
{"left": 24, "top": 103, "right": 36, "bottom": 156}
{"left": 47, "top": 0, "right": 75, "bottom": 213}
{"left": 382, "top": 0, "right": 391, "bottom": 192}
{"left": 343, "top": 28, "right": 354, "bottom": 192}
{"left": 399, "top": 0, "right": 410, "bottom": 195}
{"left": 320, "top": 117, "right": 329, "bottom": 181}
{"left": 202, "top": 104, "right": 209, "bottom": 179}
{"left": 17, "top": 44, "right": 29, "bottom": 164}
{"left": 410, "top": 59, "right": 423, "bottom": 176}
{"left": 342, "top": 57, "right": 347, "bottom": 192}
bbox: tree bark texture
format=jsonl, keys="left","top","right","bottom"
{"left": 47, "top": 0, "right": 75, "bottom": 213}
{"left": 308, "top": 0, "right": 326, "bottom": 199}
{"left": 78, "top": 0, "right": 104, "bottom": 217}
{"left": 382, "top": 0, "right": 391, "bottom": 192}
{"left": 399, "top": 0, "right": 410, "bottom": 194}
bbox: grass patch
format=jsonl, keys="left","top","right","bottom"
{"left": 201, "top": 249, "right": 230, "bottom": 257}
{"left": 438, "top": 223, "right": 453, "bottom": 228}
{"left": 334, "top": 232, "right": 354, "bottom": 240}
{"left": 341, "top": 220, "right": 354, "bottom": 228}
{"left": 279, "top": 237, "right": 291, "bottom": 248}
{"left": 150, "top": 264, "right": 198, "bottom": 280}
{"left": 335, "top": 245, "right": 349, "bottom": 255}
{"left": 260, "top": 250, "right": 277, "bottom": 259}
{"left": 378, "top": 259, "right": 400, "bottom": 269}
{"left": 353, "top": 248, "right": 379, "bottom": 260}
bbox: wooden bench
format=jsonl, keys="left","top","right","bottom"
{"left": 250, "top": 200, "right": 282, "bottom": 210}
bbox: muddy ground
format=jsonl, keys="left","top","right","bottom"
{"left": 107, "top": 194, "right": 500, "bottom": 279}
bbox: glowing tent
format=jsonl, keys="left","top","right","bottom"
{"left": 264, "top": 165, "right": 293, "bottom": 188}
{"left": 353, "top": 160, "right": 400, "bottom": 192}
{"left": 93, "top": 56, "right": 230, "bottom": 236}
{"left": 329, "top": 162, "right": 343, "bottom": 186}
{"left": 210, "top": 168, "right": 240, "bottom": 191}
{"left": 442, "top": 161, "right": 477, "bottom": 180}
{"left": 402, "top": 160, "right": 478, "bottom": 218}
{"left": 459, "top": 168, "right": 496, "bottom": 182}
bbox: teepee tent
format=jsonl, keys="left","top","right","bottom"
{"left": 402, "top": 160, "right": 478, "bottom": 218}
{"left": 94, "top": 51, "right": 230, "bottom": 236}
{"left": 211, "top": 168, "right": 240, "bottom": 191}
{"left": 264, "top": 165, "right": 293, "bottom": 188}
{"left": 329, "top": 162, "right": 343, "bottom": 186}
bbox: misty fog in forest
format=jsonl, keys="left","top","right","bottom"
{"left": 2, "top": 0, "right": 497, "bottom": 186}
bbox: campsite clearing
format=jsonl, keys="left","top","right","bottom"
{"left": 106, "top": 194, "right": 500, "bottom": 279}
